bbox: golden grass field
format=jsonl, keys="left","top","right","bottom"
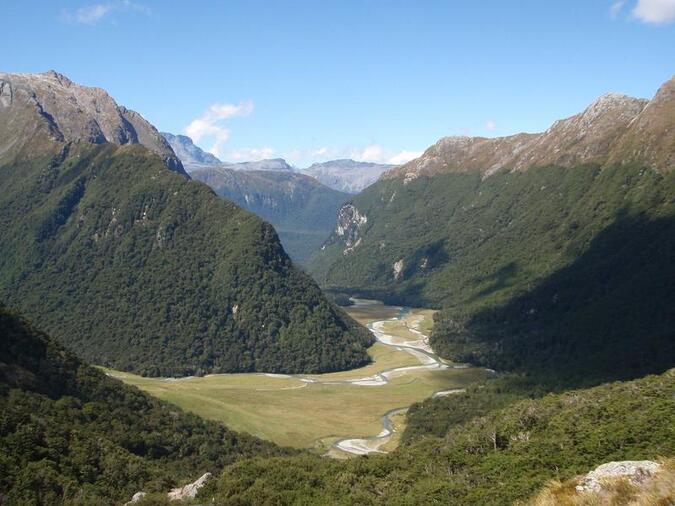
{"left": 106, "top": 301, "right": 489, "bottom": 453}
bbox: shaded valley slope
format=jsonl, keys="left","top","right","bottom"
{"left": 309, "top": 77, "right": 675, "bottom": 386}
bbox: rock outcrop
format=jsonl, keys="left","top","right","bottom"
{"left": 125, "top": 472, "right": 213, "bottom": 504}
{"left": 334, "top": 204, "right": 368, "bottom": 255}
{"left": 575, "top": 460, "right": 661, "bottom": 493}
{"left": 167, "top": 472, "right": 212, "bottom": 501}
{"left": 0, "top": 70, "right": 185, "bottom": 174}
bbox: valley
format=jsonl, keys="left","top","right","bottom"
{"left": 2, "top": 7, "right": 674, "bottom": 502}
{"left": 107, "top": 299, "right": 490, "bottom": 454}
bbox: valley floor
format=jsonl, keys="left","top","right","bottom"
{"left": 106, "top": 300, "right": 490, "bottom": 454}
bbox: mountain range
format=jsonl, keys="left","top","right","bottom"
{"left": 0, "top": 70, "right": 372, "bottom": 377}
{"left": 1, "top": 68, "right": 673, "bottom": 505}
{"left": 300, "top": 159, "right": 394, "bottom": 193}
{"left": 188, "top": 166, "right": 349, "bottom": 262}
{"left": 161, "top": 133, "right": 360, "bottom": 262}
{"left": 161, "top": 132, "right": 391, "bottom": 193}
{"left": 309, "top": 76, "right": 675, "bottom": 385}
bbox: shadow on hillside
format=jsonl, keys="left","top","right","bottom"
{"left": 449, "top": 211, "right": 675, "bottom": 387}
{"left": 472, "top": 261, "right": 519, "bottom": 299}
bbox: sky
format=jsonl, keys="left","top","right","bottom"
{"left": 3, "top": 1, "right": 675, "bottom": 167}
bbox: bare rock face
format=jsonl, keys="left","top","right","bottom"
{"left": 0, "top": 70, "right": 185, "bottom": 174}
{"left": 608, "top": 76, "right": 675, "bottom": 173}
{"left": 125, "top": 472, "right": 212, "bottom": 504}
{"left": 334, "top": 203, "right": 368, "bottom": 255}
{"left": 124, "top": 491, "right": 147, "bottom": 505}
{"left": 575, "top": 460, "right": 661, "bottom": 493}
{"left": 384, "top": 77, "right": 675, "bottom": 181}
{"left": 167, "top": 472, "right": 212, "bottom": 501}
{"left": 301, "top": 159, "right": 395, "bottom": 194}
{"left": 161, "top": 132, "right": 221, "bottom": 168}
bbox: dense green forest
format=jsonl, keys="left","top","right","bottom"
{"left": 190, "top": 167, "right": 350, "bottom": 263}
{"left": 309, "top": 162, "right": 675, "bottom": 386}
{"left": 0, "top": 306, "right": 291, "bottom": 505}
{"left": 176, "top": 368, "right": 673, "bottom": 505}
{"left": 0, "top": 142, "right": 372, "bottom": 377}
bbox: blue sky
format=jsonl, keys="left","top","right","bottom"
{"left": 4, "top": 1, "right": 675, "bottom": 166}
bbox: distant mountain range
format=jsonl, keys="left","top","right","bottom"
{"left": 161, "top": 133, "right": 394, "bottom": 193}
{"left": 0, "top": 70, "right": 372, "bottom": 377}
{"left": 300, "top": 159, "right": 394, "bottom": 193}
{"left": 189, "top": 166, "right": 349, "bottom": 263}
{"left": 161, "top": 131, "right": 221, "bottom": 166}
{"left": 161, "top": 133, "right": 382, "bottom": 262}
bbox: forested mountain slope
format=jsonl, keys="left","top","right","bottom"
{"left": 0, "top": 306, "right": 289, "bottom": 505}
{"left": 0, "top": 71, "right": 372, "bottom": 377}
{"left": 309, "top": 77, "right": 675, "bottom": 385}
{"left": 190, "top": 166, "right": 350, "bottom": 262}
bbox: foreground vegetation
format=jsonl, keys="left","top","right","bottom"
{"left": 4, "top": 301, "right": 672, "bottom": 505}
{"left": 0, "top": 306, "right": 290, "bottom": 505}
{"left": 0, "top": 142, "right": 372, "bottom": 377}
{"left": 171, "top": 368, "right": 673, "bottom": 505}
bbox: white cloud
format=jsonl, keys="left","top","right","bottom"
{"left": 632, "top": 0, "right": 675, "bottom": 24}
{"left": 223, "top": 147, "right": 276, "bottom": 162}
{"left": 219, "top": 144, "right": 420, "bottom": 166}
{"left": 343, "top": 144, "right": 420, "bottom": 165}
{"left": 61, "top": 1, "right": 150, "bottom": 25}
{"left": 610, "top": 1, "right": 625, "bottom": 18}
{"left": 184, "top": 100, "right": 254, "bottom": 157}
{"left": 354, "top": 144, "right": 384, "bottom": 162}
{"left": 485, "top": 120, "right": 497, "bottom": 132}
{"left": 387, "top": 150, "right": 423, "bottom": 165}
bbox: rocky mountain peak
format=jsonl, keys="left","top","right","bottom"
{"left": 161, "top": 132, "right": 221, "bottom": 169}
{"left": 0, "top": 70, "right": 185, "bottom": 174}
{"left": 385, "top": 79, "right": 673, "bottom": 180}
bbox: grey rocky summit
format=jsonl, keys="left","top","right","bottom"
{"left": 0, "top": 70, "right": 185, "bottom": 174}
{"left": 222, "top": 158, "right": 294, "bottom": 172}
{"left": 301, "top": 159, "right": 395, "bottom": 193}
{"left": 161, "top": 131, "right": 221, "bottom": 167}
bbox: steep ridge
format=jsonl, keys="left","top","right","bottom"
{"left": 0, "top": 70, "right": 184, "bottom": 174}
{"left": 0, "top": 306, "right": 288, "bottom": 505}
{"left": 309, "top": 77, "right": 675, "bottom": 385}
{"left": 0, "top": 71, "right": 372, "bottom": 377}
{"left": 190, "top": 166, "right": 349, "bottom": 262}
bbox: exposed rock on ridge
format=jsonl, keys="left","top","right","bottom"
{"left": 0, "top": 70, "right": 185, "bottom": 174}
{"left": 385, "top": 78, "right": 674, "bottom": 180}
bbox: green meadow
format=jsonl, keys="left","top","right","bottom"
{"left": 107, "top": 303, "right": 489, "bottom": 451}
